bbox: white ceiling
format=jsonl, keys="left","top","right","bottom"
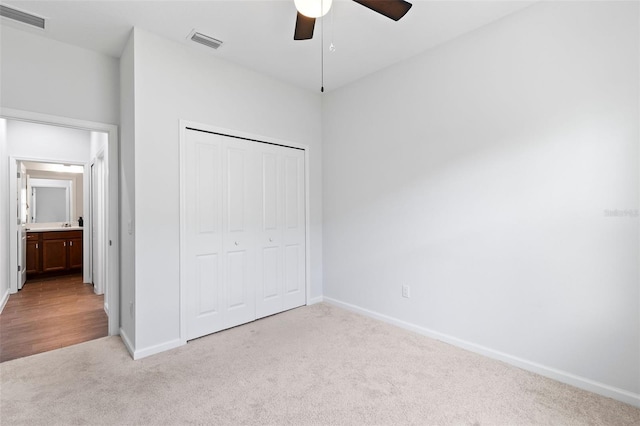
{"left": 1, "top": 0, "right": 535, "bottom": 92}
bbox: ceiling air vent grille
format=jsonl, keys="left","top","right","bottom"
{"left": 189, "top": 31, "right": 223, "bottom": 50}
{"left": 0, "top": 5, "right": 45, "bottom": 29}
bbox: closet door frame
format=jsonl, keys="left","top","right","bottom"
{"left": 178, "top": 120, "right": 311, "bottom": 345}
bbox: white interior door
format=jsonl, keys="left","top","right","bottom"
{"left": 184, "top": 129, "right": 306, "bottom": 341}
{"left": 255, "top": 145, "right": 283, "bottom": 318}
{"left": 17, "top": 162, "right": 27, "bottom": 289}
{"left": 280, "top": 148, "right": 306, "bottom": 311}
{"left": 185, "top": 130, "right": 224, "bottom": 339}
{"left": 91, "top": 157, "right": 106, "bottom": 296}
{"left": 255, "top": 145, "right": 306, "bottom": 318}
{"left": 91, "top": 163, "right": 97, "bottom": 288}
{"left": 222, "top": 139, "right": 257, "bottom": 329}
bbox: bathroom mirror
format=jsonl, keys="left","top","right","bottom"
{"left": 29, "top": 178, "right": 72, "bottom": 223}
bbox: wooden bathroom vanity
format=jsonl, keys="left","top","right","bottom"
{"left": 26, "top": 229, "right": 83, "bottom": 277}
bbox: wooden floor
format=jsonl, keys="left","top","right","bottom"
{"left": 0, "top": 274, "right": 108, "bottom": 363}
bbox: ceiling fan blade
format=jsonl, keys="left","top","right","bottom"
{"left": 294, "top": 12, "right": 316, "bottom": 40}
{"left": 352, "top": 0, "right": 413, "bottom": 21}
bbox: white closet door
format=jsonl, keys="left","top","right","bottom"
{"left": 281, "top": 147, "right": 306, "bottom": 311}
{"left": 222, "top": 139, "right": 257, "bottom": 329}
{"left": 185, "top": 129, "right": 305, "bottom": 340}
{"left": 255, "top": 144, "right": 284, "bottom": 318}
{"left": 185, "top": 130, "right": 224, "bottom": 340}
{"left": 255, "top": 144, "right": 306, "bottom": 317}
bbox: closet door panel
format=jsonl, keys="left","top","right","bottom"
{"left": 283, "top": 152, "right": 304, "bottom": 234}
{"left": 185, "top": 131, "right": 224, "bottom": 340}
{"left": 227, "top": 148, "right": 247, "bottom": 233}
{"left": 262, "top": 153, "right": 279, "bottom": 231}
{"left": 261, "top": 247, "right": 279, "bottom": 299}
{"left": 226, "top": 251, "right": 247, "bottom": 309}
{"left": 284, "top": 244, "right": 302, "bottom": 294}
{"left": 282, "top": 149, "right": 306, "bottom": 310}
{"left": 223, "top": 141, "right": 256, "bottom": 328}
{"left": 196, "top": 254, "right": 219, "bottom": 315}
{"left": 256, "top": 148, "right": 284, "bottom": 318}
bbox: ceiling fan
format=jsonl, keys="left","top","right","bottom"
{"left": 294, "top": 0, "right": 413, "bottom": 40}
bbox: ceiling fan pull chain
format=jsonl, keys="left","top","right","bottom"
{"left": 321, "top": 0, "right": 324, "bottom": 93}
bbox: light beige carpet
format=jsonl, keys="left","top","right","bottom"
{"left": 1, "top": 303, "right": 638, "bottom": 425}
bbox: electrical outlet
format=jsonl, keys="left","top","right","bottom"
{"left": 402, "top": 284, "right": 410, "bottom": 298}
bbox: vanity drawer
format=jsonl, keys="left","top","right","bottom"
{"left": 42, "top": 230, "right": 82, "bottom": 240}
{"left": 27, "top": 233, "right": 41, "bottom": 241}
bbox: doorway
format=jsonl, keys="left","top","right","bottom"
{"left": 1, "top": 108, "right": 119, "bottom": 339}
{"left": 2, "top": 137, "right": 110, "bottom": 360}
{"left": 19, "top": 160, "right": 85, "bottom": 283}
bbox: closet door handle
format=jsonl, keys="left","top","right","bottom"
{"left": 235, "top": 241, "right": 239, "bottom": 246}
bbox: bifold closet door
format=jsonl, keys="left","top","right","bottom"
{"left": 222, "top": 137, "right": 258, "bottom": 330}
{"left": 184, "top": 130, "right": 257, "bottom": 339}
{"left": 184, "top": 129, "right": 305, "bottom": 341}
{"left": 255, "top": 144, "right": 306, "bottom": 319}
{"left": 185, "top": 130, "right": 223, "bottom": 339}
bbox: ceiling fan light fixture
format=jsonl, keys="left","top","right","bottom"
{"left": 294, "top": 0, "right": 332, "bottom": 18}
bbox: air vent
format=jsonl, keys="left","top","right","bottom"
{"left": 189, "top": 30, "right": 223, "bottom": 50}
{"left": 0, "top": 5, "right": 45, "bottom": 29}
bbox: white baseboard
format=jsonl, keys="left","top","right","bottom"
{"left": 133, "top": 338, "right": 184, "bottom": 360}
{"left": 119, "top": 328, "right": 135, "bottom": 358}
{"left": 0, "top": 288, "right": 10, "bottom": 314}
{"left": 308, "top": 295, "right": 324, "bottom": 305}
{"left": 323, "top": 296, "right": 640, "bottom": 408}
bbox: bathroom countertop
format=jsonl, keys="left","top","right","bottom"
{"left": 26, "top": 227, "right": 84, "bottom": 232}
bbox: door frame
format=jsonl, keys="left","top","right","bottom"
{"left": 89, "top": 149, "right": 107, "bottom": 296}
{"left": 178, "top": 120, "right": 312, "bottom": 345}
{"left": 2, "top": 107, "right": 120, "bottom": 336}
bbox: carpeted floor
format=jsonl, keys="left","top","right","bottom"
{"left": 1, "top": 303, "right": 638, "bottom": 425}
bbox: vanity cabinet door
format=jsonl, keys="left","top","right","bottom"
{"left": 26, "top": 235, "right": 41, "bottom": 274}
{"left": 68, "top": 237, "right": 83, "bottom": 270}
{"left": 42, "top": 239, "right": 67, "bottom": 272}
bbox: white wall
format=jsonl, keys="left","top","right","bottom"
{"left": 127, "top": 28, "right": 323, "bottom": 354}
{"left": 0, "top": 25, "right": 119, "bottom": 125}
{"left": 0, "top": 118, "right": 9, "bottom": 311}
{"left": 6, "top": 120, "right": 91, "bottom": 163}
{"left": 323, "top": 0, "right": 639, "bottom": 401}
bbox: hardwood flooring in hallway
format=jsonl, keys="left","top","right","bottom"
{"left": 0, "top": 274, "right": 108, "bottom": 363}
